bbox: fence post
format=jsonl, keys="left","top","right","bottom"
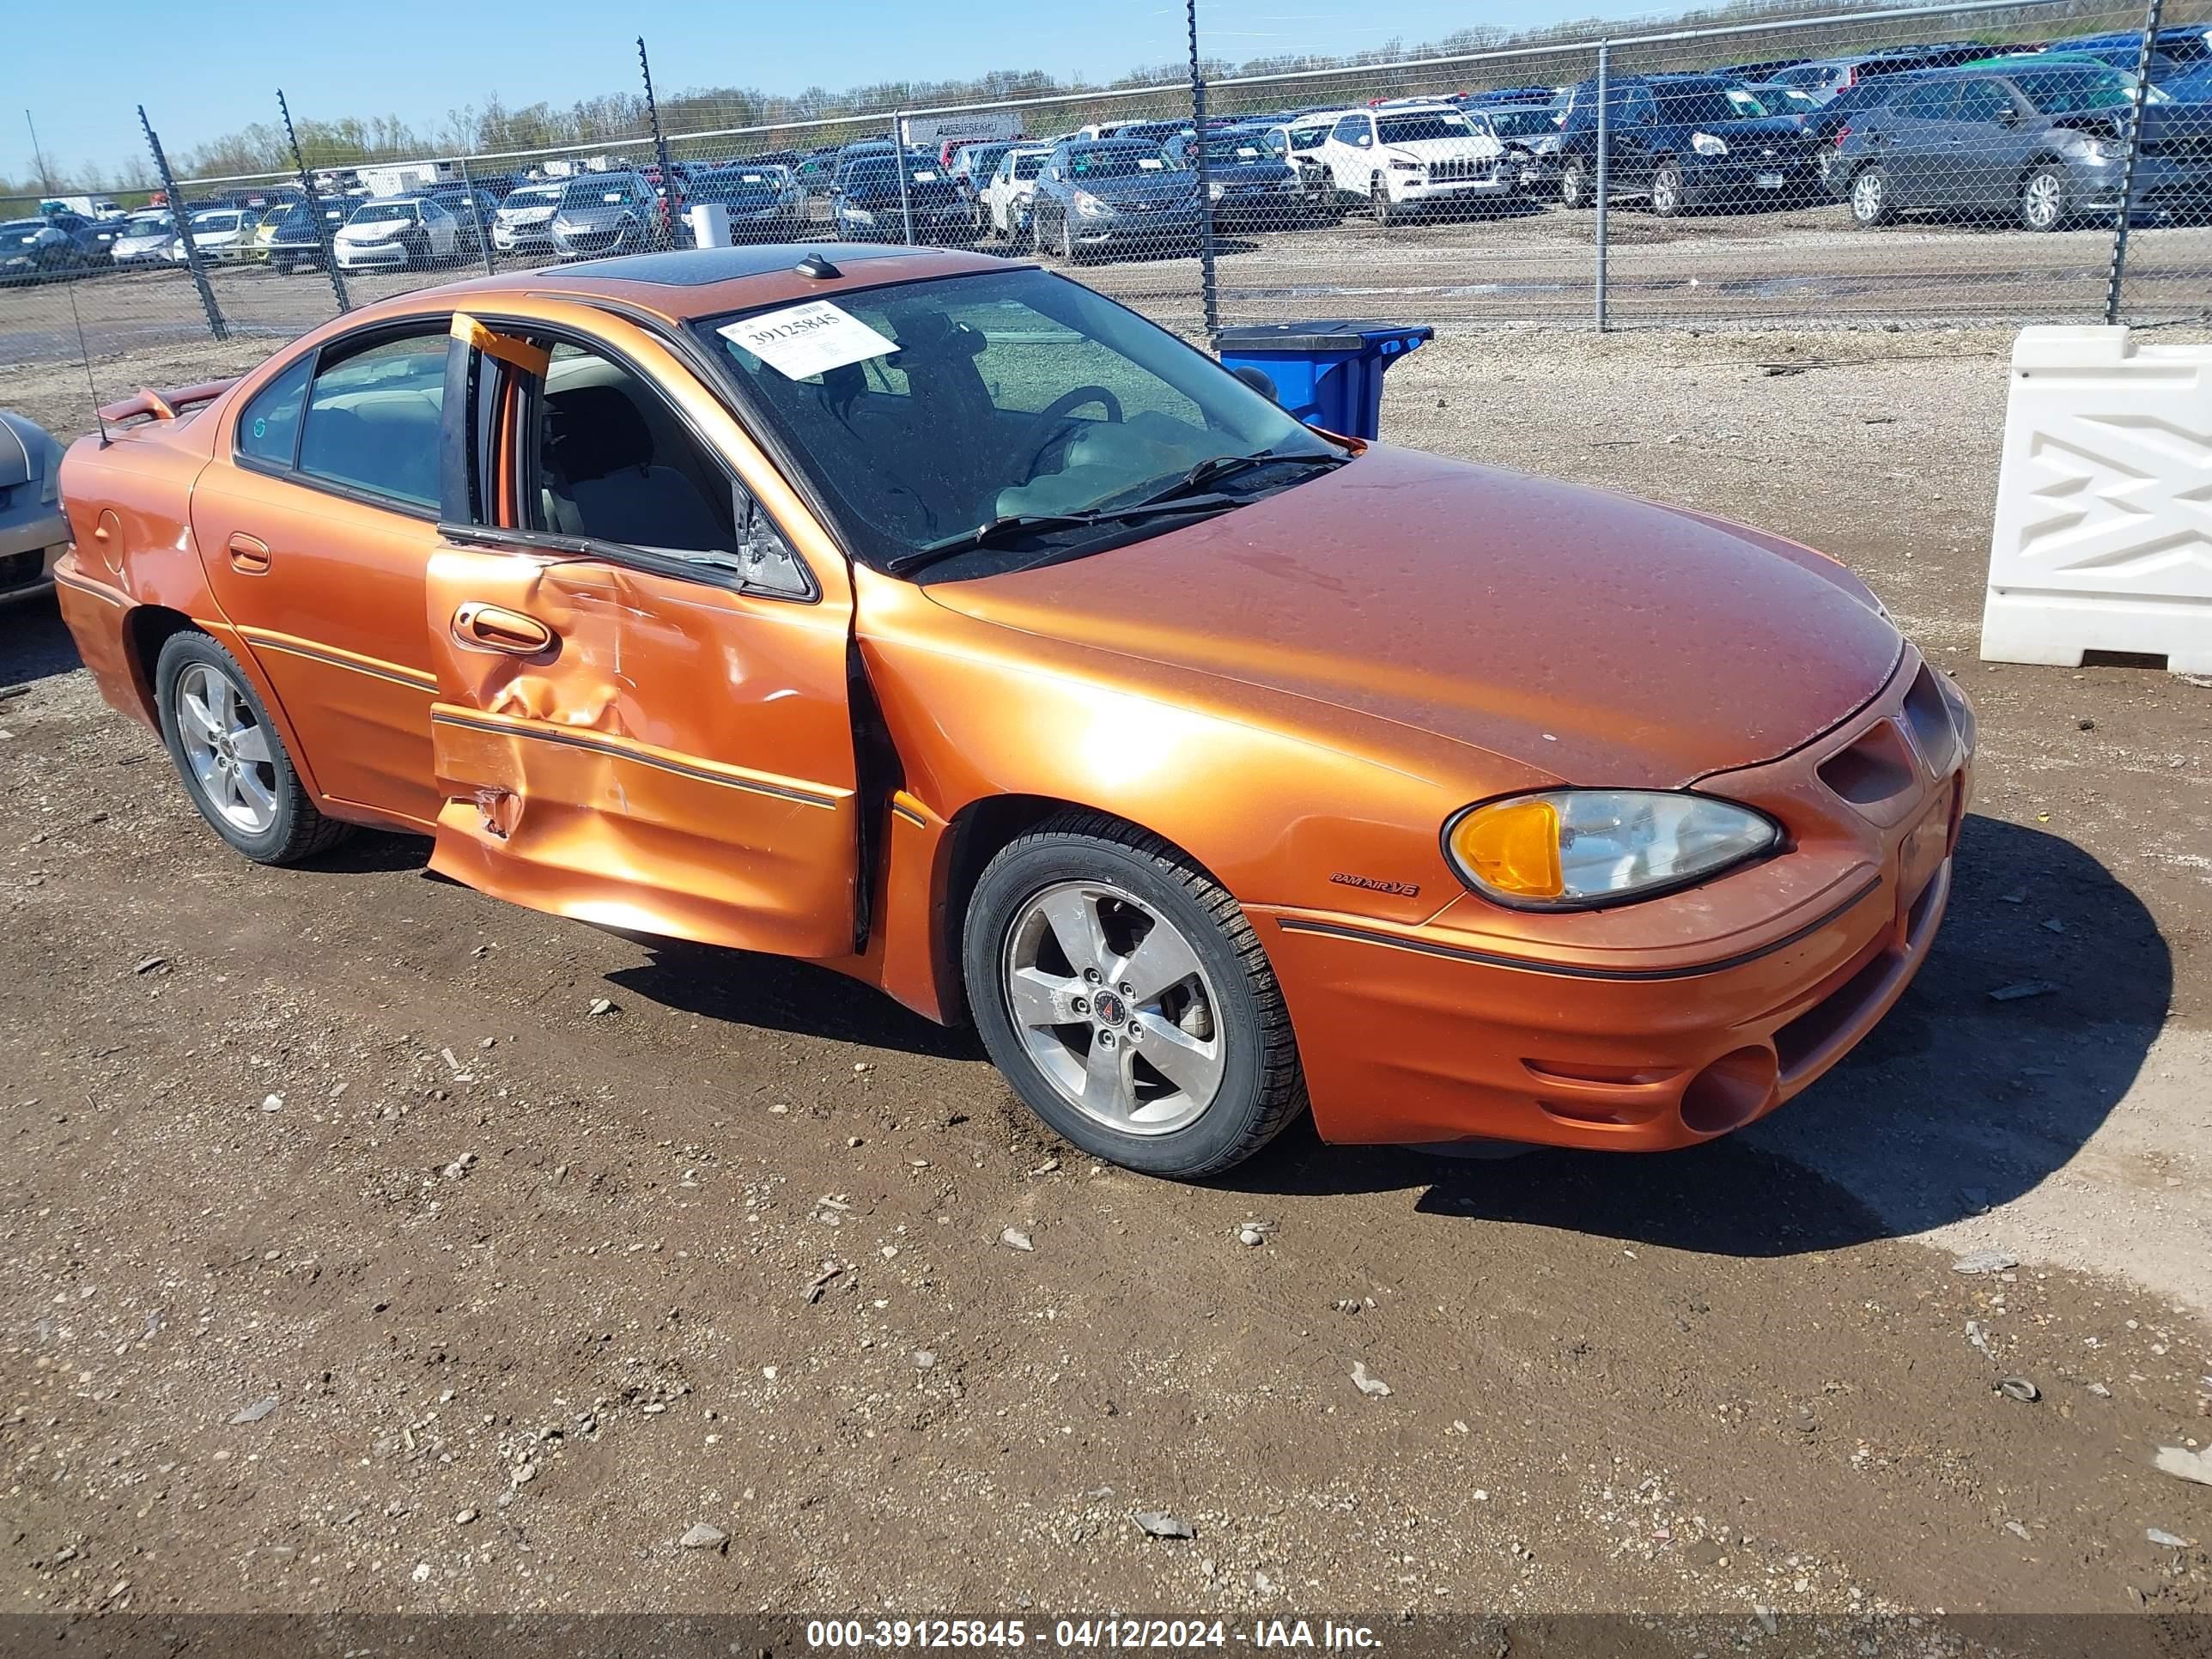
{"left": 458, "top": 155, "right": 496, "bottom": 275}
{"left": 637, "top": 36, "right": 681, "bottom": 249}
{"left": 1593, "top": 40, "right": 1610, "bottom": 333}
{"left": 1188, "top": 0, "right": 1220, "bottom": 339}
{"left": 276, "top": 89, "right": 349, "bottom": 313}
{"left": 2104, "top": 0, "right": 2165, "bottom": 325}
{"left": 891, "top": 112, "right": 915, "bottom": 244}
{"left": 139, "top": 105, "right": 227, "bottom": 343}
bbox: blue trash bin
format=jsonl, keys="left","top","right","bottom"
{"left": 1214, "top": 319, "right": 1434, "bottom": 442}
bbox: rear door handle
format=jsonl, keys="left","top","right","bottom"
{"left": 228, "top": 532, "right": 270, "bottom": 574}
{"left": 453, "top": 602, "right": 556, "bottom": 655}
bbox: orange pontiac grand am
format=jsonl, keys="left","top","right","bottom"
{"left": 53, "top": 246, "right": 1972, "bottom": 1178}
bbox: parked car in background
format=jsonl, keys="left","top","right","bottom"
{"left": 1460, "top": 85, "right": 1559, "bottom": 107}
{"left": 1314, "top": 101, "right": 1510, "bottom": 222}
{"left": 684, "top": 163, "right": 807, "bottom": 239}
{"left": 978, "top": 143, "right": 1052, "bottom": 241}
{"left": 257, "top": 199, "right": 347, "bottom": 274}
{"left": 1767, "top": 42, "right": 1994, "bottom": 102}
{"left": 1030, "top": 138, "right": 1201, "bottom": 261}
{"left": 173, "top": 207, "right": 258, "bottom": 263}
{"left": 1486, "top": 102, "right": 1567, "bottom": 191}
{"left": 1555, "top": 73, "right": 1819, "bottom": 214}
{"left": 793, "top": 152, "right": 842, "bottom": 196}
{"left": 949, "top": 141, "right": 1019, "bottom": 204}
{"left": 548, "top": 171, "right": 659, "bottom": 258}
{"left": 334, "top": 195, "right": 461, "bottom": 271}
{"left": 110, "top": 210, "right": 176, "bottom": 266}
{"left": 834, "top": 153, "right": 971, "bottom": 242}
{"left": 1165, "top": 125, "right": 1310, "bottom": 226}
{"left": 1831, "top": 63, "right": 2212, "bottom": 230}
{"left": 0, "top": 410, "right": 68, "bottom": 605}
{"left": 429, "top": 185, "right": 500, "bottom": 256}
{"left": 491, "top": 182, "right": 564, "bottom": 256}
{"left": 1261, "top": 112, "right": 1339, "bottom": 189}
{"left": 1797, "top": 71, "right": 1937, "bottom": 186}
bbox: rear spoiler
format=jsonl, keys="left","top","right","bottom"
{"left": 96, "top": 378, "right": 240, "bottom": 429}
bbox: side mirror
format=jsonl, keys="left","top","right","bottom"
{"left": 1996, "top": 105, "right": 2021, "bottom": 128}
{"left": 1229, "top": 363, "right": 1279, "bottom": 403}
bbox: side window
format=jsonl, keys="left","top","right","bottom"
{"left": 1899, "top": 82, "right": 1961, "bottom": 121}
{"left": 296, "top": 328, "right": 449, "bottom": 509}
{"left": 235, "top": 353, "right": 313, "bottom": 468}
{"left": 1956, "top": 80, "right": 2015, "bottom": 124}
{"left": 1626, "top": 89, "right": 1658, "bottom": 126}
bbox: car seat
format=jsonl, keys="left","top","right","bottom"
{"left": 543, "top": 384, "right": 731, "bottom": 551}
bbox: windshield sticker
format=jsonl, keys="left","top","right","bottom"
{"left": 1137, "top": 157, "right": 1165, "bottom": 169}
{"left": 720, "top": 299, "right": 900, "bottom": 380}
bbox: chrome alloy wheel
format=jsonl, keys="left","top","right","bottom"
{"left": 173, "top": 660, "right": 278, "bottom": 835}
{"left": 1002, "top": 879, "right": 1225, "bottom": 1136}
{"left": 2022, "top": 170, "right": 2063, "bottom": 229}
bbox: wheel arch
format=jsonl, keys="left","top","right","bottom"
{"left": 120, "top": 603, "right": 198, "bottom": 725}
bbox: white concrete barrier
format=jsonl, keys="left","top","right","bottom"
{"left": 687, "top": 204, "right": 732, "bottom": 249}
{"left": 1981, "top": 325, "right": 2212, "bottom": 676}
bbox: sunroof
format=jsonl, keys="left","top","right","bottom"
{"left": 555, "top": 244, "right": 919, "bottom": 286}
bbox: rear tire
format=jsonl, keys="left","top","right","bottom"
{"left": 963, "top": 812, "right": 1308, "bottom": 1180}
{"left": 155, "top": 631, "right": 349, "bottom": 866}
{"left": 1849, "top": 163, "right": 1897, "bottom": 227}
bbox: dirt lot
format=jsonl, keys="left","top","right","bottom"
{"left": 1, "top": 321, "right": 2209, "bottom": 1629}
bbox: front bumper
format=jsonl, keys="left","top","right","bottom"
{"left": 1392, "top": 173, "right": 1512, "bottom": 205}
{"left": 1259, "top": 650, "right": 1973, "bottom": 1152}
{"left": 1072, "top": 208, "right": 1202, "bottom": 246}
{"left": 1684, "top": 155, "right": 1820, "bottom": 204}
{"left": 335, "top": 240, "right": 410, "bottom": 269}
{"left": 493, "top": 223, "right": 555, "bottom": 252}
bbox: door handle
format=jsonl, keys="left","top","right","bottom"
{"left": 453, "top": 602, "right": 556, "bottom": 655}
{"left": 228, "top": 532, "right": 270, "bottom": 574}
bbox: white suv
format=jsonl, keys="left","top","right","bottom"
{"left": 1315, "top": 101, "right": 1509, "bottom": 224}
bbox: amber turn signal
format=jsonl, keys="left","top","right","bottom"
{"left": 1449, "top": 797, "right": 1565, "bottom": 900}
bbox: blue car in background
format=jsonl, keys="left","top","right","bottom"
{"left": 1165, "top": 125, "right": 1312, "bottom": 227}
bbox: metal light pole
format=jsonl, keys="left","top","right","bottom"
{"left": 2104, "top": 0, "right": 2164, "bottom": 325}
{"left": 140, "top": 106, "right": 227, "bottom": 342}
{"left": 277, "top": 89, "right": 349, "bottom": 313}
{"left": 1188, "top": 0, "right": 1219, "bottom": 338}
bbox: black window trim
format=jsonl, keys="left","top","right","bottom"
{"left": 459, "top": 308, "right": 822, "bottom": 606}
{"left": 232, "top": 313, "right": 455, "bottom": 523}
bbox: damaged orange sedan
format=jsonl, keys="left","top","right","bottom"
{"left": 53, "top": 246, "right": 1972, "bottom": 1177}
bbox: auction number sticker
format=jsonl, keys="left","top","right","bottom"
{"left": 720, "top": 300, "right": 898, "bottom": 380}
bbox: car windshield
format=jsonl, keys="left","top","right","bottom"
{"left": 1376, "top": 112, "right": 1480, "bottom": 143}
{"left": 1012, "top": 152, "right": 1048, "bottom": 179}
{"left": 1202, "top": 136, "right": 1269, "bottom": 163}
{"left": 1066, "top": 144, "right": 1171, "bottom": 179}
{"left": 562, "top": 179, "right": 637, "bottom": 206}
{"left": 1655, "top": 88, "right": 1744, "bottom": 125}
{"left": 693, "top": 266, "right": 1342, "bottom": 578}
{"left": 350, "top": 202, "right": 417, "bottom": 223}
{"left": 191, "top": 211, "right": 243, "bottom": 232}
{"left": 1286, "top": 122, "right": 1331, "bottom": 148}
{"left": 124, "top": 213, "right": 172, "bottom": 233}
{"left": 1487, "top": 107, "right": 1559, "bottom": 136}
{"left": 2009, "top": 65, "right": 2139, "bottom": 110}
{"left": 504, "top": 185, "right": 562, "bottom": 210}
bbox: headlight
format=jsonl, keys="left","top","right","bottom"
{"left": 1073, "top": 190, "right": 1113, "bottom": 218}
{"left": 1444, "top": 790, "right": 1778, "bottom": 908}
{"left": 2084, "top": 136, "right": 2123, "bottom": 161}
{"left": 1691, "top": 131, "right": 1729, "bottom": 157}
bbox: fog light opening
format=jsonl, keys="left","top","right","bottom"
{"left": 1680, "top": 1046, "right": 1780, "bottom": 1137}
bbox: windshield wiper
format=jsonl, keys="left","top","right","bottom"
{"left": 1133, "top": 448, "right": 1348, "bottom": 507}
{"left": 886, "top": 493, "right": 1243, "bottom": 577}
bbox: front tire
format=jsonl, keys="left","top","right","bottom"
{"left": 1649, "top": 158, "right": 1686, "bottom": 218}
{"left": 963, "top": 813, "right": 1307, "bottom": 1179}
{"left": 1560, "top": 153, "right": 1593, "bottom": 209}
{"left": 2020, "top": 163, "right": 2070, "bottom": 232}
{"left": 155, "top": 632, "right": 349, "bottom": 865}
{"left": 1371, "top": 173, "right": 1398, "bottom": 227}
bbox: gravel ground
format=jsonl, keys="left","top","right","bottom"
{"left": 0, "top": 320, "right": 2208, "bottom": 1623}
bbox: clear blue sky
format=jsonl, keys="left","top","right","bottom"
{"left": 7, "top": 0, "right": 1675, "bottom": 185}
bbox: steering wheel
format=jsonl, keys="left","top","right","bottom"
{"left": 1018, "top": 385, "right": 1125, "bottom": 477}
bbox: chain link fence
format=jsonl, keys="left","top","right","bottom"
{"left": 3, "top": 0, "right": 2209, "bottom": 405}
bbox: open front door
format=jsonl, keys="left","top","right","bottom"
{"left": 420, "top": 306, "right": 863, "bottom": 961}
{"left": 424, "top": 544, "right": 860, "bottom": 957}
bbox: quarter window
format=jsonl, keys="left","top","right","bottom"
{"left": 296, "top": 329, "right": 448, "bottom": 509}
{"left": 234, "top": 354, "right": 312, "bottom": 467}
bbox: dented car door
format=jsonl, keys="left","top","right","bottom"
{"left": 421, "top": 310, "right": 862, "bottom": 958}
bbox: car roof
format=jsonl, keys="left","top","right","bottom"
{"left": 342, "top": 245, "right": 1009, "bottom": 325}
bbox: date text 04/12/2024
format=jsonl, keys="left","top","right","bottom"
{"left": 803, "top": 1620, "right": 1383, "bottom": 1650}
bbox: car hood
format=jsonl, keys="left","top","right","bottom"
{"left": 1073, "top": 172, "right": 1198, "bottom": 205}
{"left": 921, "top": 447, "right": 1901, "bottom": 788}
{"left": 1383, "top": 135, "right": 1506, "bottom": 162}
{"left": 1210, "top": 159, "right": 1299, "bottom": 182}
{"left": 1711, "top": 115, "right": 1817, "bottom": 147}
{"left": 338, "top": 221, "right": 408, "bottom": 240}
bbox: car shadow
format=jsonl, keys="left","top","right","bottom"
{"left": 0, "top": 595, "right": 82, "bottom": 691}
{"left": 608, "top": 938, "right": 984, "bottom": 1061}
{"left": 1218, "top": 814, "right": 2170, "bottom": 1258}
